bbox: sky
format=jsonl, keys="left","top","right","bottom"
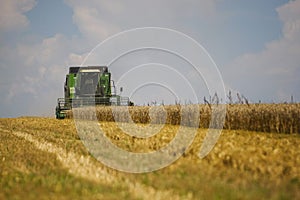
{"left": 0, "top": 0, "right": 299, "bottom": 118}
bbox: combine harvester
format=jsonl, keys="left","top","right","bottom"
{"left": 55, "top": 66, "right": 132, "bottom": 119}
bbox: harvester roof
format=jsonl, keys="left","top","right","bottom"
{"left": 69, "top": 66, "right": 108, "bottom": 74}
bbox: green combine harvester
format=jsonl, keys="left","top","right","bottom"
{"left": 55, "top": 66, "right": 131, "bottom": 119}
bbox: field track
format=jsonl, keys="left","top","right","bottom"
{"left": 0, "top": 122, "right": 184, "bottom": 200}
{"left": 1, "top": 116, "right": 300, "bottom": 199}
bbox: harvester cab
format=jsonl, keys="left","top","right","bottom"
{"left": 56, "top": 66, "right": 131, "bottom": 119}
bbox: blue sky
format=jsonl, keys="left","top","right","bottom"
{"left": 26, "top": 0, "right": 78, "bottom": 37}
{"left": 0, "top": 0, "right": 299, "bottom": 117}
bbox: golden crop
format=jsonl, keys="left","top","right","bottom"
{"left": 67, "top": 103, "right": 300, "bottom": 134}
{"left": 1, "top": 117, "right": 300, "bottom": 199}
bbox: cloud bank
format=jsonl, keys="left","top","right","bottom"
{"left": 225, "top": 0, "right": 300, "bottom": 102}
{"left": 0, "top": 0, "right": 36, "bottom": 31}
{"left": 0, "top": 0, "right": 299, "bottom": 117}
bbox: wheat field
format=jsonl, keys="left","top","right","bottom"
{"left": 67, "top": 103, "right": 300, "bottom": 134}
{"left": 1, "top": 109, "right": 300, "bottom": 199}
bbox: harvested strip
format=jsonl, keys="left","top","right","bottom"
{"left": 3, "top": 127, "right": 187, "bottom": 200}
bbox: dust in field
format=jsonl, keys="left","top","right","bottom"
{"left": 1, "top": 117, "right": 300, "bottom": 199}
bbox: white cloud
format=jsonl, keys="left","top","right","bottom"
{"left": 65, "top": 0, "right": 218, "bottom": 43}
{"left": 1, "top": 34, "right": 77, "bottom": 116}
{"left": 0, "top": 0, "right": 219, "bottom": 117}
{"left": 278, "top": 0, "right": 300, "bottom": 40}
{"left": 67, "top": 52, "right": 88, "bottom": 65}
{"left": 224, "top": 0, "right": 300, "bottom": 102}
{"left": 4, "top": 0, "right": 297, "bottom": 118}
{"left": 70, "top": 5, "right": 121, "bottom": 42}
{"left": 0, "top": 0, "right": 36, "bottom": 31}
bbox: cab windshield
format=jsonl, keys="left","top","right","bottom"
{"left": 79, "top": 72, "right": 99, "bottom": 95}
